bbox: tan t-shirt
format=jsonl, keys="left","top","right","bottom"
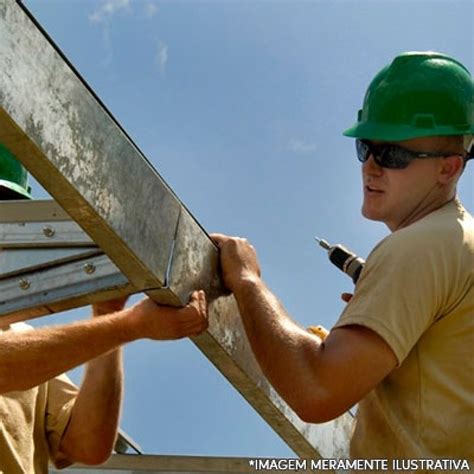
{"left": 334, "top": 199, "right": 473, "bottom": 461}
{"left": 0, "top": 323, "right": 77, "bottom": 474}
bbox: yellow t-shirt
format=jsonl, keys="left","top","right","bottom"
{"left": 0, "top": 323, "right": 77, "bottom": 474}
{"left": 334, "top": 199, "right": 473, "bottom": 461}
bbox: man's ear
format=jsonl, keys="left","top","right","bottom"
{"left": 437, "top": 155, "right": 464, "bottom": 184}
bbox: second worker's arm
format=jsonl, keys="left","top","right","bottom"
{"left": 0, "top": 291, "right": 207, "bottom": 464}
{"left": 57, "top": 297, "right": 127, "bottom": 465}
{"left": 0, "top": 292, "right": 207, "bottom": 393}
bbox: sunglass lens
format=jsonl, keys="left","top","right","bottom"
{"left": 355, "top": 140, "right": 411, "bottom": 169}
{"left": 379, "top": 146, "right": 410, "bottom": 169}
{"left": 356, "top": 140, "right": 370, "bottom": 163}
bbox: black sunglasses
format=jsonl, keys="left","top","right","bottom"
{"left": 356, "top": 139, "right": 463, "bottom": 169}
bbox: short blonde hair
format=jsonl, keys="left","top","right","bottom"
{"left": 435, "top": 136, "right": 465, "bottom": 155}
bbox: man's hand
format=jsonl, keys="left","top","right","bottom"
{"left": 129, "top": 290, "right": 208, "bottom": 340}
{"left": 211, "top": 233, "right": 261, "bottom": 293}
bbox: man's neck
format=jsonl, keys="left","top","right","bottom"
{"left": 387, "top": 190, "right": 457, "bottom": 232}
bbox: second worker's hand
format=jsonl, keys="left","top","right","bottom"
{"left": 210, "top": 233, "right": 262, "bottom": 293}
{"left": 128, "top": 290, "right": 208, "bottom": 340}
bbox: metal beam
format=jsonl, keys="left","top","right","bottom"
{"left": 0, "top": 199, "right": 71, "bottom": 222}
{"left": 198, "top": 297, "right": 353, "bottom": 460}
{"left": 55, "top": 454, "right": 262, "bottom": 473}
{"left": 0, "top": 252, "right": 132, "bottom": 325}
{"left": 0, "top": 0, "right": 183, "bottom": 303}
{"left": 0, "top": 200, "right": 133, "bottom": 324}
{"left": 0, "top": 0, "right": 352, "bottom": 463}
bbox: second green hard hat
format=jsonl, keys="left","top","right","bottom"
{"left": 343, "top": 51, "right": 474, "bottom": 142}
{"left": 0, "top": 144, "right": 32, "bottom": 200}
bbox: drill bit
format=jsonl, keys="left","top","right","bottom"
{"left": 314, "top": 236, "right": 331, "bottom": 250}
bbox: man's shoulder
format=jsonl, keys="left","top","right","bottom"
{"left": 374, "top": 199, "right": 472, "bottom": 258}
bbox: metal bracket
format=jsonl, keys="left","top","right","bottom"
{"left": 0, "top": 200, "right": 136, "bottom": 324}
{"left": 0, "top": 200, "right": 191, "bottom": 324}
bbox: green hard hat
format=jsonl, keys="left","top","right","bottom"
{"left": 0, "top": 144, "right": 32, "bottom": 200}
{"left": 343, "top": 52, "right": 474, "bottom": 142}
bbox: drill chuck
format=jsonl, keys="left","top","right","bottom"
{"left": 315, "top": 237, "right": 365, "bottom": 284}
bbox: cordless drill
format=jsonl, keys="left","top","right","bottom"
{"left": 314, "top": 237, "right": 365, "bottom": 284}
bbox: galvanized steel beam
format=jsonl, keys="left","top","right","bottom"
{"left": 0, "top": 200, "right": 132, "bottom": 323}
{"left": 57, "top": 454, "right": 259, "bottom": 473}
{"left": 0, "top": 0, "right": 183, "bottom": 303}
{"left": 0, "top": 199, "right": 71, "bottom": 222}
{"left": 0, "top": 0, "right": 352, "bottom": 463}
{"left": 198, "top": 297, "right": 353, "bottom": 461}
{"left": 0, "top": 252, "right": 132, "bottom": 325}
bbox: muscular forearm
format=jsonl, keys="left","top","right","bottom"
{"left": 233, "top": 277, "right": 326, "bottom": 414}
{"left": 213, "top": 233, "right": 399, "bottom": 422}
{"left": 59, "top": 349, "right": 123, "bottom": 464}
{"left": 0, "top": 312, "right": 135, "bottom": 394}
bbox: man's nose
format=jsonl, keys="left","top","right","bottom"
{"left": 362, "top": 154, "right": 383, "bottom": 176}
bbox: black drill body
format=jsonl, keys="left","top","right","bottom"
{"left": 314, "top": 237, "right": 365, "bottom": 284}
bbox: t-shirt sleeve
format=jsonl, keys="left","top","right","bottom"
{"left": 45, "top": 373, "right": 78, "bottom": 469}
{"left": 333, "top": 230, "right": 447, "bottom": 365}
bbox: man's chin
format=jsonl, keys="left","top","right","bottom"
{"left": 362, "top": 206, "right": 383, "bottom": 222}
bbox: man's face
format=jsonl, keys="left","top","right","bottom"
{"left": 361, "top": 136, "right": 453, "bottom": 231}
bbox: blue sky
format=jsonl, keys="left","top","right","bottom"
{"left": 24, "top": 0, "right": 473, "bottom": 458}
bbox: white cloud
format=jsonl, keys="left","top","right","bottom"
{"left": 89, "top": 0, "right": 131, "bottom": 24}
{"left": 89, "top": 0, "right": 163, "bottom": 70}
{"left": 89, "top": 0, "right": 133, "bottom": 66}
{"left": 288, "top": 139, "right": 317, "bottom": 154}
{"left": 145, "top": 2, "right": 158, "bottom": 19}
{"left": 155, "top": 41, "right": 168, "bottom": 75}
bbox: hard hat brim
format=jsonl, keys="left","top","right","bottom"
{"left": 343, "top": 121, "right": 474, "bottom": 142}
{"left": 0, "top": 180, "right": 32, "bottom": 200}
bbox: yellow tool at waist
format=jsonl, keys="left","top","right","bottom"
{"left": 308, "top": 325, "right": 329, "bottom": 340}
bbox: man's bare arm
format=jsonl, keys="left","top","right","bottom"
{"left": 59, "top": 348, "right": 124, "bottom": 464}
{"left": 0, "top": 315, "right": 130, "bottom": 394}
{"left": 0, "top": 291, "right": 207, "bottom": 395}
{"left": 212, "top": 234, "right": 397, "bottom": 422}
{"left": 58, "top": 299, "right": 127, "bottom": 465}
